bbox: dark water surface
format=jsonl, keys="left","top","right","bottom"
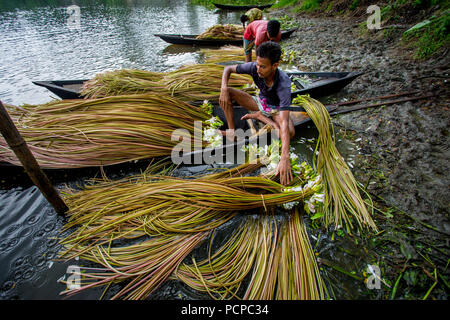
{"left": 0, "top": 0, "right": 243, "bottom": 300}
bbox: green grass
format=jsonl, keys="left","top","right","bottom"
{"left": 272, "top": 0, "right": 299, "bottom": 8}
{"left": 298, "top": 0, "right": 322, "bottom": 12}
{"left": 350, "top": 0, "right": 360, "bottom": 11}
{"left": 403, "top": 12, "right": 450, "bottom": 59}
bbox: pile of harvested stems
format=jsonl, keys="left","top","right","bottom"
{"left": 293, "top": 95, "right": 377, "bottom": 233}
{"left": 58, "top": 162, "right": 326, "bottom": 299}
{"left": 200, "top": 45, "right": 293, "bottom": 65}
{"left": 274, "top": 209, "right": 326, "bottom": 300}
{"left": 61, "top": 232, "right": 207, "bottom": 300}
{"left": 0, "top": 94, "right": 209, "bottom": 169}
{"left": 59, "top": 162, "right": 312, "bottom": 250}
{"left": 81, "top": 64, "right": 255, "bottom": 101}
{"left": 200, "top": 45, "right": 256, "bottom": 64}
{"left": 195, "top": 24, "right": 244, "bottom": 40}
{"left": 176, "top": 210, "right": 325, "bottom": 300}
{"left": 54, "top": 95, "right": 379, "bottom": 300}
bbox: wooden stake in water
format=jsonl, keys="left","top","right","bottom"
{"left": 0, "top": 100, "right": 68, "bottom": 215}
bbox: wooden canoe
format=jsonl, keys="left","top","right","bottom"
{"left": 32, "top": 71, "right": 362, "bottom": 101}
{"left": 0, "top": 102, "right": 336, "bottom": 172}
{"left": 154, "top": 28, "right": 297, "bottom": 46}
{"left": 213, "top": 3, "right": 274, "bottom": 10}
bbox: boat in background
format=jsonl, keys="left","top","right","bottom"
{"left": 154, "top": 28, "right": 297, "bottom": 46}
{"left": 213, "top": 3, "right": 274, "bottom": 10}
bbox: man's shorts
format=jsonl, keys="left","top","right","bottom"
{"left": 252, "top": 96, "right": 278, "bottom": 117}
{"left": 243, "top": 38, "right": 255, "bottom": 56}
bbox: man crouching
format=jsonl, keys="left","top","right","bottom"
{"left": 219, "top": 41, "right": 295, "bottom": 186}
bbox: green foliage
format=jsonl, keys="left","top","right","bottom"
{"left": 299, "top": 0, "right": 321, "bottom": 12}
{"left": 277, "top": 14, "right": 302, "bottom": 29}
{"left": 403, "top": 12, "right": 450, "bottom": 59}
{"left": 350, "top": 0, "right": 360, "bottom": 11}
{"left": 325, "top": 1, "right": 334, "bottom": 12}
{"left": 273, "top": 0, "right": 299, "bottom": 8}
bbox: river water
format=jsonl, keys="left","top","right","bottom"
{"left": 0, "top": 0, "right": 247, "bottom": 300}
{"left": 0, "top": 0, "right": 243, "bottom": 106}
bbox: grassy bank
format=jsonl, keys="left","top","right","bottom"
{"left": 274, "top": 0, "right": 449, "bottom": 59}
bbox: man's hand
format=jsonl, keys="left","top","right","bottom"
{"left": 276, "top": 157, "right": 293, "bottom": 186}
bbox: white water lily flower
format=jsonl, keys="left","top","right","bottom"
{"left": 310, "top": 193, "right": 325, "bottom": 203}
{"left": 269, "top": 152, "right": 280, "bottom": 164}
{"left": 203, "top": 128, "right": 216, "bottom": 139}
{"left": 304, "top": 179, "right": 316, "bottom": 191}
{"left": 305, "top": 200, "right": 316, "bottom": 213}
{"left": 290, "top": 152, "right": 299, "bottom": 161}
{"left": 283, "top": 201, "right": 298, "bottom": 210}
{"left": 261, "top": 144, "right": 269, "bottom": 156}
{"left": 205, "top": 116, "right": 223, "bottom": 129}
{"left": 203, "top": 128, "right": 223, "bottom": 148}
{"left": 267, "top": 161, "right": 278, "bottom": 171}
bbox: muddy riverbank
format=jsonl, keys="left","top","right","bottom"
{"left": 269, "top": 6, "right": 449, "bottom": 299}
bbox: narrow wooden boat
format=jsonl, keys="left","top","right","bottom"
{"left": 32, "top": 71, "right": 362, "bottom": 100}
{"left": 154, "top": 28, "right": 297, "bottom": 46}
{"left": 213, "top": 3, "right": 274, "bottom": 10}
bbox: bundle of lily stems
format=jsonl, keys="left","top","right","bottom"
{"left": 0, "top": 94, "right": 210, "bottom": 168}
{"left": 57, "top": 96, "right": 377, "bottom": 300}
{"left": 81, "top": 63, "right": 255, "bottom": 100}
{"left": 195, "top": 24, "right": 244, "bottom": 40}
{"left": 200, "top": 46, "right": 292, "bottom": 65}
{"left": 200, "top": 45, "right": 256, "bottom": 64}
{"left": 293, "top": 95, "right": 378, "bottom": 233}
{"left": 59, "top": 161, "right": 326, "bottom": 300}
{"left": 1, "top": 63, "right": 255, "bottom": 169}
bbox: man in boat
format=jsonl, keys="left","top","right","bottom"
{"left": 243, "top": 19, "right": 281, "bottom": 62}
{"left": 219, "top": 41, "right": 294, "bottom": 186}
{"left": 240, "top": 8, "right": 263, "bottom": 28}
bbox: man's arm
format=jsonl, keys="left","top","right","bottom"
{"left": 276, "top": 110, "right": 293, "bottom": 186}
{"left": 219, "top": 65, "right": 238, "bottom": 131}
{"left": 219, "top": 65, "right": 237, "bottom": 108}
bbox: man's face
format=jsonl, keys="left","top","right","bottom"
{"left": 256, "top": 56, "right": 278, "bottom": 79}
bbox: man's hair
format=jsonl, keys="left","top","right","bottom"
{"left": 256, "top": 41, "right": 282, "bottom": 64}
{"left": 267, "top": 20, "right": 280, "bottom": 38}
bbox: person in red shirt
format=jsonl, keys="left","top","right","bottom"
{"left": 243, "top": 19, "right": 281, "bottom": 62}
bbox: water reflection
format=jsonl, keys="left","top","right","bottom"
{"left": 0, "top": 0, "right": 239, "bottom": 105}
{"left": 0, "top": 0, "right": 244, "bottom": 300}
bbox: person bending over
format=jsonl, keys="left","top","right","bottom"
{"left": 243, "top": 19, "right": 281, "bottom": 62}
{"left": 219, "top": 41, "right": 295, "bottom": 186}
{"left": 240, "top": 8, "right": 263, "bottom": 28}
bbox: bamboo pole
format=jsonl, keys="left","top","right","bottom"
{"left": 0, "top": 101, "right": 68, "bottom": 215}
{"left": 328, "top": 93, "right": 436, "bottom": 116}
{"left": 325, "top": 90, "right": 422, "bottom": 108}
